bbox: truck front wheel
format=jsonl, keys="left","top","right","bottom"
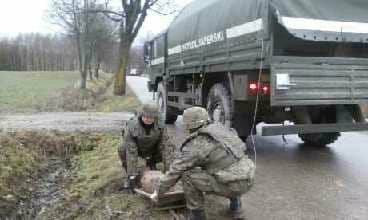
{"left": 157, "top": 82, "right": 178, "bottom": 124}
{"left": 206, "top": 83, "right": 233, "bottom": 128}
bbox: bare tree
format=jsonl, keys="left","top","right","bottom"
{"left": 94, "top": 0, "right": 174, "bottom": 95}
{"left": 49, "top": 0, "right": 97, "bottom": 89}
{"left": 88, "top": 6, "right": 118, "bottom": 79}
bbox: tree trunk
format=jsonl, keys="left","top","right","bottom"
{"left": 89, "top": 64, "right": 93, "bottom": 80}
{"left": 114, "top": 41, "right": 131, "bottom": 96}
{"left": 114, "top": 56, "right": 127, "bottom": 96}
{"left": 81, "top": 48, "right": 92, "bottom": 89}
{"left": 94, "top": 62, "right": 100, "bottom": 79}
{"left": 80, "top": 69, "right": 87, "bottom": 89}
{"left": 75, "top": 32, "right": 86, "bottom": 89}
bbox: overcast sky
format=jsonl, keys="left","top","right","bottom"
{"left": 0, "top": 0, "right": 193, "bottom": 38}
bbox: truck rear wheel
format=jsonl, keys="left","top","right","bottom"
{"left": 206, "top": 83, "right": 233, "bottom": 128}
{"left": 298, "top": 133, "right": 340, "bottom": 146}
{"left": 157, "top": 82, "right": 178, "bottom": 124}
{"left": 297, "top": 109, "right": 341, "bottom": 146}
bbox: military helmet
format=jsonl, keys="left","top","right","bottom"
{"left": 183, "top": 107, "right": 209, "bottom": 130}
{"left": 140, "top": 103, "right": 159, "bottom": 118}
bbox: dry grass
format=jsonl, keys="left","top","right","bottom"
{"left": 91, "top": 83, "right": 141, "bottom": 113}
{"left": 0, "top": 132, "right": 103, "bottom": 217}
{"left": 28, "top": 75, "right": 140, "bottom": 113}
{"left": 34, "top": 135, "right": 171, "bottom": 220}
{"left": 0, "top": 133, "right": 41, "bottom": 213}
{"left": 40, "top": 75, "right": 115, "bottom": 112}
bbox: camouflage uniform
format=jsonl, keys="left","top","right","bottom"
{"left": 157, "top": 122, "right": 255, "bottom": 216}
{"left": 118, "top": 105, "right": 173, "bottom": 178}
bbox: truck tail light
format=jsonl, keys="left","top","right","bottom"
{"left": 262, "top": 84, "right": 270, "bottom": 95}
{"left": 249, "top": 83, "right": 258, "bottom": 90}
{"left": 248, "top": 82, "right": 270, "bottom": 96}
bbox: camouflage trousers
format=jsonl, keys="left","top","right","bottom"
{"left": 118, "top": 145, "right": 163, "bottom": 173}
{"left": 182, "top": 168, "right": 253, "bottom": 210}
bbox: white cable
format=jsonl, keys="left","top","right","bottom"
{"left": 249, "top": 39, "right": 265, "bottom": 168}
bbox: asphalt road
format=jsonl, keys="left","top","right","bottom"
{"left": 164, "top": 118, "right": 368, "bottom": 220}
{"left": 240, "top": 132, "right": 368, "bottom": 220}
{"left": 128, "top": 76, "right": 368, "bottom": 220}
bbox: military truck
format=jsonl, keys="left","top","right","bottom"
{"left": 144, "top": 0, "right": 368, "bottom": 145}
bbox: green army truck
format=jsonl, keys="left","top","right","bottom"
{"left": 144, "top": 0, "right": 368, "bottom": 145}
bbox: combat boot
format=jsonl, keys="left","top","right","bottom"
{"left": 188, "top": 209, "right": 206, "bottom": 220}
{"left": 229, "top": 197, "right": 244, "bottom": 220}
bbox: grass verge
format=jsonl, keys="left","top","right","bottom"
{"left": 38, "top": 74, "right": 118, "bottom": 112}
{"left": 91, "top": 83, "right": 141, "bottom": 113}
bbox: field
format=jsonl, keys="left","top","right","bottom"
{"left": 0, "top": 71, "right": 80, "bottom": 113}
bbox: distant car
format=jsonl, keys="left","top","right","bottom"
{"left": 130, "top": 69, "right": 137, "bottom": 75}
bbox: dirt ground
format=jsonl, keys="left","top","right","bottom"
{"left": 0, "top": 112, "right": 132, "bottom": 134}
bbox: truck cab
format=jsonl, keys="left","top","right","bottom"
{"left": 144, "top": 33, "right": 166, "bottom": 93}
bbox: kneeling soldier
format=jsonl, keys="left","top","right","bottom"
{"left": 151, "top": 107, "right": 255, "bottom": 220}
{"left": 118, "top": 104, "right": 172, "bottom": 190}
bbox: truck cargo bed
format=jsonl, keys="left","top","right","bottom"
{"left": 271, "top": 56, "right": 368, "bottom": 106}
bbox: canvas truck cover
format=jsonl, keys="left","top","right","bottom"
{"left": 167, "top": 0, "right": 266, "bottom": 55}
{"left": 166, "top": 0, "right": 268, "bottom": 75}
{"left": 167, "top": 0, "right": 368, "bottom": 53}
{"left": 271, "top": 0, "right": 368, "bottom": 42}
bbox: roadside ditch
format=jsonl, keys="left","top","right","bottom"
{"left": 0, "top": 76, "right": 173, "bottom": 219}
{"left": 0, "top": 132, "right": 99, "bottom": 219}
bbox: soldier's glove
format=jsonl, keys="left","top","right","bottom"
{"left": 121, "top": 175, "right": 139, "bottom": 193}
{"left": 128, "top": 175, "right": 138, "bottom": 190}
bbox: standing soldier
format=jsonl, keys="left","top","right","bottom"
{"left": 151, "top": 107, "right": 255, "bottom": 220}
{"left": 118, "top": 103, "right": 172, "bottom": 190}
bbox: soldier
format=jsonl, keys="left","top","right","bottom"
{"left": 118, "top": 103, "right": 172, "bottom": 190}
{"left": 151, "top": 107, "right": 255, "bottom": 220}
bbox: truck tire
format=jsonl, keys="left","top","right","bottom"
{"left": 157, "top": 82, "right": 178, "bottom": 124}
{"left": 298, "top": 133, "right": 340, "bottom": 146}
{"left": 297, "top": 107, "right": 341, "bottom": 146}
{"left": 206, "top": 83, "right": 233, "bottom": 128}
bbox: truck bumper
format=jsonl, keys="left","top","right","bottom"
{"left": 262, "top": 122, "right": 368, "bottom": 136}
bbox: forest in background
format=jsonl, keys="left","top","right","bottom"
{"left": 0, "top": 33, "right": 144, "bottom": 75}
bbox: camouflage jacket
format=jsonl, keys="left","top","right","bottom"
{"left": 157, "top": 123, "right": 255, "bottom": 194}
{"left": 121, "top": 117, "right": 173, "bottom": 176}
